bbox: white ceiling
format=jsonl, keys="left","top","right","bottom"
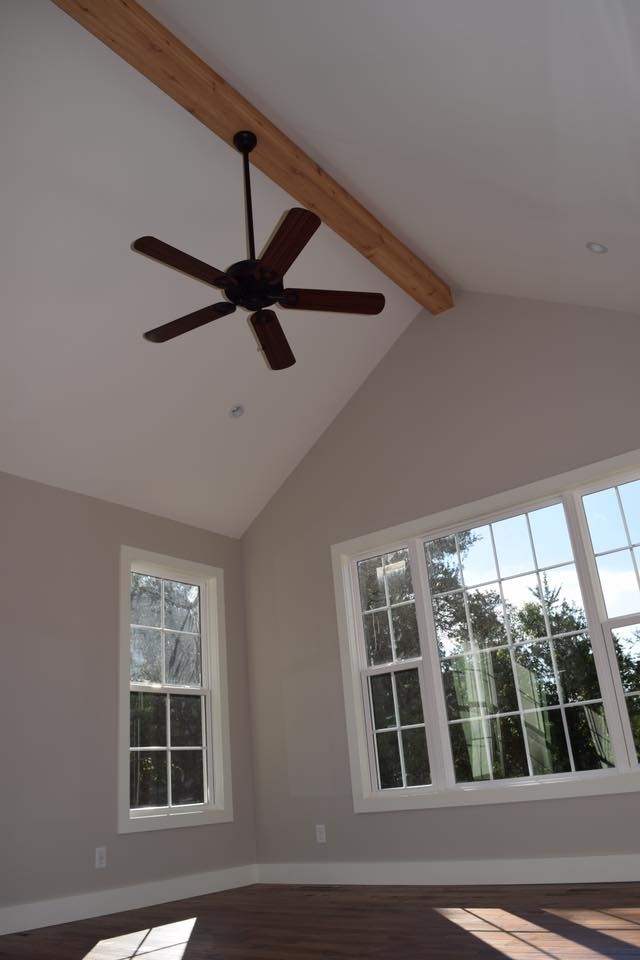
{"left": 3, "top": 1, "right": 640, "bottom": 536}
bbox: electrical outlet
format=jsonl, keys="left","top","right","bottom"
{"left": 315, "top": 824, "right": 326, "bottom": 844}
{"left": 95, "top": 846, "right": 107, "bottom": 869}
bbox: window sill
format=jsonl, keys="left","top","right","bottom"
{"left": 118, "top": 805, "right": 233, "bottom": 833}
{"left": 354, "top": 767, "right": 640, "bottom": 813}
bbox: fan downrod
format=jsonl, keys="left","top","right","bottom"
{"left": 234, "top": 130, "right": 258, "bottom": 259}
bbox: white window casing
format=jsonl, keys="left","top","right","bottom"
{"left": 118, "top": 546, "right": 233, "bottom": 833}
{"left": 332, "top": 449, "right": 640, "bottom": 813}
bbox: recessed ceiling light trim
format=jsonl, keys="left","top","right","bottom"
{"left": 229, "top": 404, "right": 245, "bottom": 418}
{"left": 586, "top": 242, "right": 608, "bottom": 254}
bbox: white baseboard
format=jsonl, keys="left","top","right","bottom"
{"left": 4, "top": 855, "right": 639, "bottom": 936}
{"left": 257, "top": 854, "right": 640, "bottom": 886}
{"left": 0, "top": 863, "right": 258, "bottom": 937}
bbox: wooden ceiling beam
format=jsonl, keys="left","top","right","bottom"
{"left": 51, "top": 0, "right": 453, "bottom": 314}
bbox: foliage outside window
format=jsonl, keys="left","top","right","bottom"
{"left": 335, "top": 463, "right": 640, "bottom": 811}
{"left": 118, "top": 548, "right": 232, "bottom": 832}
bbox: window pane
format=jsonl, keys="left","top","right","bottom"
{"left": 391, "top": 603, "right": 420, "bottom": 660}
{"left": 543, "top": 565, "right": 586, "bottom": 634}
{"left": 626, "top": 695, "right": 640, "bottom": 760}
{"left": 583, "top": 488, "right": 627, "bottom": 553}
{"left": 163, "top": 579, "right": 200, "bottom": 633}
{"left": 595, "top": 550, "right": 640, "bottom": 618}
{"left": 460, "top": 526, "right": 497, "bottom": 587}
{"left": 395, "top": 669, "right": 423, "bottom": 725}
{"left": 467, "top": 584, "right": 507, "bottom": 648}
{"left": 619, "top": 480, "right": 640, "bottom": 544}
{"left": 169, "top": 695, "right": 202, "bottom": 746}
{"left": 422, "top": 499, "right": 608, "bottom": 788}
{"left": 170, "top": 750, "right": 204, "bottom": 805}
{"left": 450, "top": 719, "right": 490, "bottom": 782}
{"left": 130, "top": 574, "right": 161, "bottom": 627}
{"left": 488, "top": 716, "right": 528, "bottom": 780}
{"left": 130, "top": 692, "right": 166, "bottom": 747}
{"left": 442, "top": 656, "right": 479, "bottom": 720}
{"left": 363, "top": 610, "right": 392, "bottom": 665}
{"left": 565, "top": 704, "right": 614, "bottom": 770}
{"left": 402, "top": 728, "right": 430, "bottom": 786}
{"left": 370, "top": 674, "right": 395, "bottom": 729}
{"left": 554, "top": 634, "right": 601, "bottom": 703}
{"left": 611, "top": 624, "right": 640, "bottom": 693}
{"left": 529, "top": 504, "right": 573, "bottom": 569}
{"left": 357, "top": 556, "right": 386, "bottom": 611}
{"left": 477, "top": 648, "right": 518, "bottom": 715}
{"left": 503, "top": 574, "right": 546, "bottom": 642}
{"left": 376, "top": 731, "right": 402, "bottom": 788}
{"left": 514, "top": 641, "right": 559, "bottom": 709}
{"left": 385, "top": 549, "right": 414, "bottom": 604}
{"left": 130, "top": 752, "right": 167, "bottom": 808}
{"left": 524, "top": 709, "right": 571, "bottom": 775}
{"left": 425, "top": 536, "right": 462, "bottom": 594}
{"left": 165, "top": 631, "right": 202, "bottom": 686}
{"left": 432, "top": 592, "right": 470, "bottom": 656}
{"left": 492, "top": 514, "right": 534, "bottom": 578}
{"left": 130, "top": 627, "right": 162, "bottom": 683}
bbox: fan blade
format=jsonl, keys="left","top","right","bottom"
{"left": 249, "top": 310, "right": 295, "bottom": 370}
{"left": 133, "top": 236, "right": 231, "bottom": 290}
{"left": 280, "top": 288, "right": 385, "bottom": 315}
{"left": 259, "top": 208, "right": 321, "bottom": 277}
{"left": 144, "top": 302, "right": 235, "bottom": 343}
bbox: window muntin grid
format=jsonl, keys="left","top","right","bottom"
{"left": 425, "top": 503, "right": 613, "bottom": 783}
{"left": 583, "top": 480, "right": 640, "bottom": 619}
{"left": 129, "top": 573, "right": 208, "bottom": 810}
{"left": 368, "top": 668, "right": 430, "bottom": 788}
{"left": 338, "top": 466, "right": 640, "bottom": 811}
{"left": 357, "top": 549, "right": 430, "bottom": 789}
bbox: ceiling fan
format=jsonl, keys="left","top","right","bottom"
{"left": 132, "top": 131, "right": 385, "bottom": 370}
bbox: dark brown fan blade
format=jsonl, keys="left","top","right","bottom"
{"left": 133, "top": 236, "right": 231, "bottom": 290}
{"left": 144, "top": 302, "right": 235, "bottom": 343}
{"left": 249, "top": 310, "right": 295, "bottom": 370}
{"left": 259, "top": 209, "right": 321, "bottom": 278}
{"left": 280, "top": 288, "right": 385, "bottom": 314}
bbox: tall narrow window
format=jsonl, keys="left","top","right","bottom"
{"left": 119, "top": 548, "right": 232, "bottom": 832}
{"left": 357, "top": 548, "right": 430, "bottom": 789}
{"left": 130, "top": 574, "right": 207, "bottom": 810}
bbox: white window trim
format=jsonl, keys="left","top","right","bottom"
{"left": 332, "top": 448, "right": 640, "bottom": 814}
{"left": 118, "top": 546, "right": 233, "bottom": 833}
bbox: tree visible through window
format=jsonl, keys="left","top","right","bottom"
{"left": 119, "top": 547, "right": 232, "bottom": 832}
{"left": 424, "top": 506, "right": 612, "bottom": 784}
{"left": 129, "top": 573, "right": 208, "bottom": 810}
{"left": 341, "top": 470, "right": 640, "bottom": 807}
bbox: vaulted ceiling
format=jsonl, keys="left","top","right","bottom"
{"left": 3, "top": 1, "right": 639, "bottom": 536}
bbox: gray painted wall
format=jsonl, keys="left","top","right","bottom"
{"left": 0, "top": 473, "right": 256, "bottom": 907}
{"left": 243, "top": 290, "right": 640, "bottom": 864}
{"left": 4, "top": 289, "right": 640, "bottom": 911}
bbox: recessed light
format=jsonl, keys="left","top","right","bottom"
{"left": 229, "top": 404, "right": 245, "bottom": 418}
{"left": 586, "top": 241, "right": 608, "bottom": 254}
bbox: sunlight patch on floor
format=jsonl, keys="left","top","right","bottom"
{"left": 544, "top": 908, "right": 640, "bottom": 950}
{"left": 436, "top": 906, "right": 616, "bottom": 959}
{"left": 82, "top": 917, "right": 197, "bottom": 960}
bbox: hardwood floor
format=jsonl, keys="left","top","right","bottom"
{"left": 2, "top": 882, "right": 640, "bottom": 959}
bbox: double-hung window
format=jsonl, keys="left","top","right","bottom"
{"left": 118, "top": 547, "right": 232, "bottom": 832}
{"left": 333, "top": 455, "right": 640, "bottom": 812}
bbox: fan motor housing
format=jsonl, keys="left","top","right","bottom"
{"left": 224, "top": 259, "right": 284, "bottom": 311}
